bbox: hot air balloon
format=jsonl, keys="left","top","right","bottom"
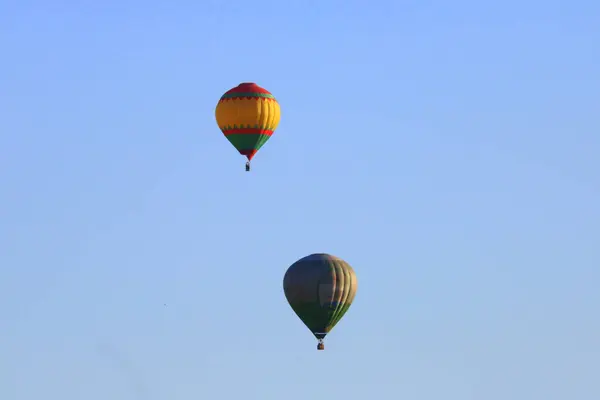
{"left": 215, "top": 82, "right": 281, "bottom": 171}
{"left": 283, "top": 253, "right": 358, "bottom": 350}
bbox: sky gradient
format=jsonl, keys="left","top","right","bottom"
{"left": 1, "top": 1, "right": 599, "bottom": 399}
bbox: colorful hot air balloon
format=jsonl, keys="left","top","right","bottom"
{"left": 214, "top": 82, "right": 281, "bottom": 171}
{"left": 283, "top": 253, "right": 358, "bottom": 350}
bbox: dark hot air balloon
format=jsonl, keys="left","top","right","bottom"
{"left": 283, "top": 253, "right": 357, "bottom": 350}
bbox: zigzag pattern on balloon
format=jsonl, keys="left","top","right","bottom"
{"left": 219, "top": 93, "right": 276, "bottom": 101}
{"left": 219, "top": 125, "right": 276, "bottom": 134}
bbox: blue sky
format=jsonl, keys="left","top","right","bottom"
{"left": 1, "top": 0, "right": 599, "bottom": 399}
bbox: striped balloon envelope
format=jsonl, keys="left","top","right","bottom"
{"left": 283, "top": 253, "right": 358, "bottom": 350}
{"left": 215, "top": 82, "right": 281, "bottom": 171}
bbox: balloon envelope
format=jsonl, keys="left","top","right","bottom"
{"left": 214, "top": 82, "right": 280, "bottom": 161}
{"left": 283, "top": 253, "right": 357, "bottom": 342}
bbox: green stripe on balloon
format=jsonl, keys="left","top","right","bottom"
{"left": 226, "top": 133, "right": 272, "bottom": 154}
{"left": 220, "top": 92, "right": 274, "bottom": 100}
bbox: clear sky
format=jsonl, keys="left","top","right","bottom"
{"left": 1, "top": 1, "right": 599, "bottom": 399}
